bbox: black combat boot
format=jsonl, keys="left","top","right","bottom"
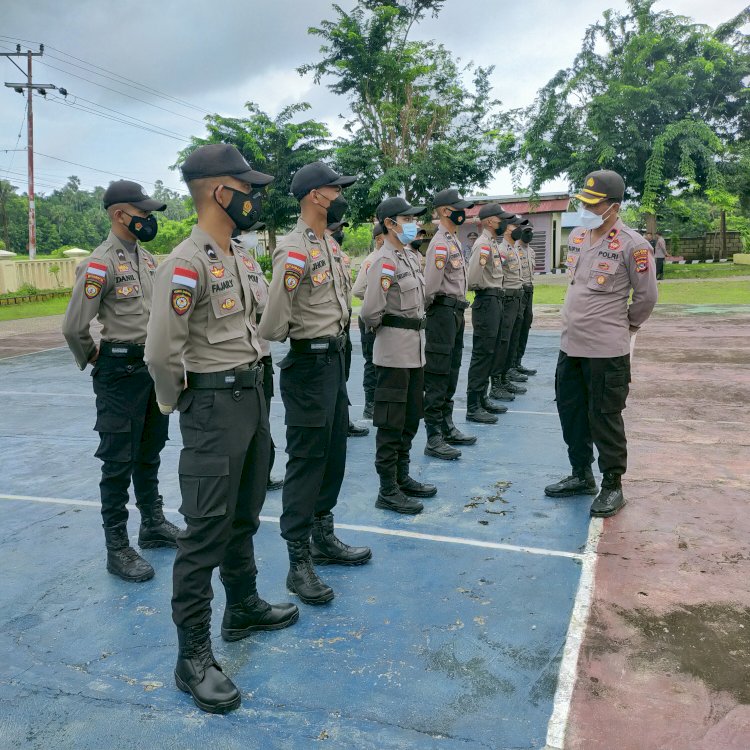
{"left": 482, "top": 393, "right": 508, "bottom": 414}
{"left": 175, "top": 617, "right": 240, "bottom": 714}
{"left": 489, "top": 376, "right": 515, "bottom": 402}
{"left": 286, "top": 540, "right": 334, "bottom": 605}
{"left": 221, "top": 581, "right": 299, "bottom": 641}
{"left": 397, "top": 464, "right": 437, "bottom": 498}
{"left": 590, "top": 473, "right": 626, "bottom": 517}
{"left": 347, "top": 420, "right": 370, "bottom": 437}
{"left": 502, "top": 376, "right": 527, "bottom": 394}
{"left": 362, "top": 401, "right": 374, "bottom": 420}
{"left": 506, "top": 367, "right": 528, "bottom": 382}
{"left": 104, "top": 523, "right": 154, "bottom": 582}
{"left": 310, "top": 512, "right": 372, "bottom": 565}
{"left": 544, "top": 468, "right": 598, "bottom": 497}
{"left": 442, "top": 414, "right": 477, "bottom": 445}
{"left": 466, "top": 392, "right": 498, "bottom": 424}
{"left": 424, "top": 423, "right": 461, "bottom": 460}
{"left": 376, "top": 478, "right": 424, "bottom": 515}
{"left": 138, "top": 496, "right": 181, "bottom": 549}
{"left": 515, "top": 361, "right": 537, "bottom": 376}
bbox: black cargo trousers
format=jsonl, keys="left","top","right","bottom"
{"left": 466, "top": 289, "right": 504, "bottom": 394}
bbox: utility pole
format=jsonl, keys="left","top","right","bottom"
{"left": 2, "top": 44, "right": 66, "bottom": 259}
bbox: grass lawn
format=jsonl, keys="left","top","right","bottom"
{"left": 533, "top": 280, "right": 750, "bottom": 305}
{"left": 0, "top": 296, "right": 70, "bottom": 321}
{"left": 664, "top": 261, "right": 750, "bottom": 279}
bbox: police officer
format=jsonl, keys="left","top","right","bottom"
{"left": 327, "top": 218, "right": 369, "bottom": 438}
{"left": 465, "top": 203, "right": 515, "bottom": 423}
{"left": 352, "top": 222, "right": 385, "bottom": 419}
{"left": 545, "top": 170, "right": 657, "bottom": 517}
{"left": 62, "top": 180, "right": 180, "bottom": 583}
{"left": 513, "top": 221, "right": 538, "bottom": 376}
{"left": 489, "top": 215, "right": 528, "bottom": 401}
{"left": 260, "top": 161, "right": 372, "bottom": 606}
{"left": 503, "top": 217, "right": 532, "bottom": 390}
{"left": 361, "top": 197, "right": 436, "bottom": 515}
{"left": 423, "top": 188, "right": 476, "bottom": 460}
{"left": 146, "top": 144, "right": 298, "bottom": 714}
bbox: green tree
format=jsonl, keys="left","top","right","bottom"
{"left": 176, "top": 102, "right": 332, "bottom": 249}
{"left": 152, "top": 180, "right": 193, "bottom": 222}
{"left": 519, "top": 1, "right": 750, "bottom": 226}
{"left": 300, "top": 1, "right": 515, "bottom": 223}
{"left": 147, "top": 215, "right": 198, "bottom": 256}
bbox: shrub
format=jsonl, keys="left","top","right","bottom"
{"left": 17, "top": 282, "right": 39, "bottom": 295}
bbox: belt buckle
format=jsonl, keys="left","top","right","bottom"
{"left": 224, "top": 374, "right": 236, "bottom": 385}
{"left": 310, "top": 341, "right": 328, "bottom": 352}
{"left": 110, "top": 346, "right": 128, "bottom": 355}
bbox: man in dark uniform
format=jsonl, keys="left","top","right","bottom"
{"left": 423, "top": 188, "right": 476, "bottom": 460}
{"left": 511, "top": 220, "right": 538, "bottom": 377}
{"left": 465, "top": 203, "right": 515, "bottom": 423}
{"left": 352, "top": 222, "right": 385, "bottom": 419}
{"left": 260, "top": 162, "right": 372, "bottom": 607}
{"left": 327, "top": 217, "right": 369, "bottom": 438}
{"left": 361, "top": 197, "right": 436, "bottom": 515}
{"left": 62, "top": 180, "right": 180, "bottom": 583}
{"left": 545, "top": 170, "right": 658, "bottom": 517}
{"left": 146, "top": 144, "right": 299, "bottom": 714}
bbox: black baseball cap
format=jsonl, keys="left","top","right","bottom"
{"left": 103, "top": 180, "right": 166, "bottom": 211}
{"left": 372, "top": 222, "right": 383, "bottom": 238}
{"left": 291, "top": 161, "right": 356, "bottom": 200}
{"left": 477, "top": 202, "right": 515, "bottom": 221}
{"left": 327, "top": 221, "right": 349, "bottom": 232}
{"left": 433, "top": 188, "right": 474, "bottom": 209}
{"left": 514, "top": 216, "right": 530, "bottom": 226}
{"left": 375, "top": 197, "right": 426, "bottom": 223}
{"left": 180, "top": 143, "right": 274, "bottom": 186}
{"left": 575, "top": 169, "right": 625, "bottom": 205}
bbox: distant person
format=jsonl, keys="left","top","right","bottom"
{"left": 62, "top": 180, "right": 180, "bottom": 583}
{"left": 464, "top": 230, "right": 479, "bottom": 260}
{"left": 545, "top": 169, "right": 658, "bottom": 518}
{"left": 644, "top": 231, "right": 655, "bottom": 250}
{"left": 654, "top": 231, "right": 667, "bottom": 279}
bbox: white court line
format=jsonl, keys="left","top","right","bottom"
{"left": 0, "top": 345, "right": 65, "bottom": 361}
{"left": 544, "top": 516, "right": 602, "bottom": 750}
{"left": 0, "top": 492, "right": 583, "bottom": 561}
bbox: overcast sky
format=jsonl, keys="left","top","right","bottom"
{"left": 0, "top": 0, "right": 744, "bottom": 201}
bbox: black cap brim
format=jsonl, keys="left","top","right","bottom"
{"left": 326, "top": 175, "right": 357, "bottom": 189}
{"left": 453, "top": 199, "right": 474, "bottom": 209}
{"left": 129, "top": 197, "right": 167, "bottom": 212}
{"left": 234, "top": 168, "right": 274, "bottom": 187}
{"left": 327, "top": 221, "right": 350, "bottom": 231}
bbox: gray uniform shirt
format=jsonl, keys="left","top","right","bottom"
{"left": 424, "top": 224, "right": 467, "bottom": 307}
{"left": 361, "top": 236, "right": 426, "bottom": 369}
{"left": 352, "top": 248, "right": 379, "bottom": 300}
{"left": 145, "top": 226, "right": 263, "bottom": 408}
{"left": 518, "top": 242, "right": 535, "bottom": 284}
{"left": 62, "top": 231, "right": 157, "bottom": 369}
{"left": 467, "top": 229, "right": 504, "bottom": 290}
{"left": 499, "top": 239, "right": 524, "bottom": 290}
{"left": 259, "top": 218, "right": 349, "bottom": 342}
{"left": 561, "top": 219, "right": 658, "bottom": 358}
{"left": 234, "top": 240, "right": 271, "bottom": 358}
{"left": 654, "top": 237, "right": 667, "bottom": 259}
{"left": 327, "top": 233, "right": 353, "bottom": 311}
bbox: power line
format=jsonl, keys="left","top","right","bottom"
{"left": 0, "top": 101, "right": 27, "bottom": 180}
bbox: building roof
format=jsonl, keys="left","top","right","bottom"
{"left": 464, "top": 192, "right": 571, "bottom": 218}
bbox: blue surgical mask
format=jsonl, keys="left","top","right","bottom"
{"left": 397, "top": 222, "right": 418, "bottom": 244}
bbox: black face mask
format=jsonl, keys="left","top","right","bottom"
{"left": 331, "top": 230, "right": 344, "bottom": 245}
{"left": 448, "top": 208, "right": 466, "bottom": 226}
{"left": 326, "top": 195, "right": 348, "bottom": 225}
{"left": 218, "top": 187, "right": 263, "bottom": 231}
{"left": 495, "top": 221, "right": 508, "bottom": 238}
{"left": 124, "top": 212, "right": 158, "bottom": 243}
{"left": 511, "top": 227, "right": 523, "bottom": 241}
{"left": 409, "top": 238, "right": 424, "bottom": 251}
{"left": 521, "top": 227, "right": 534, "bottom": 243}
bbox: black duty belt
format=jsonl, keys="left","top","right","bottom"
{"left": 474, "top": 288, "right": 504, "bottom": 298}
{"left": 382, "top": 314, "right": 426, "bottom": 331}
{"left": 99, "top": 341, "right": 145, "bottom": 358}
{"left": 504, "top": 288, "right": 524, "bottom": 298}
{"left": 289, "top": 333, "right": 347, "bottom": 354}
{"left": 523, "top": 283, "right": 534, "bottom": 292}
{"left": 431, "top": 295, "right": 470, "bottom": 310}
{"left": 187, "top": 364, "right": 264, "bottom": 390}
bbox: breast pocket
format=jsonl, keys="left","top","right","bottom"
{"left": 398, "top": 275, "right": 420, "bottom": 311}
{"left": 114, "top": 284, "right": 144, "bottom": 315}
{"left": 207, "top": 292, "right": 245, "bottom": 343}
{"left": 308, "top": 266, "right": 334, "bottom": 305}
{"left": 586, "top": 269, "right": 617, "bottom": 292}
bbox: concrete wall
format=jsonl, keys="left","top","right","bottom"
{"left": 0, "top": 258, "right": 85, "bottom": 294}
{"left": 666, "top": 232, "right": 743, "bottom": 261}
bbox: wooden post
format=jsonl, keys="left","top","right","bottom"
{"left": 720, "top": 210, "right": 727, "bottom": 260}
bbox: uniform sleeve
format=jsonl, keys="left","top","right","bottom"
{"left": 466, "top": 238, "right": 488, "bottom": 289}
{"left": 360, "top": 256, "right": 388, "bottom": 329}
{"left": 62, "top": 256, "right": 112, "bottom": 369}
{"left": 145, "top": 257, "right": 199, "bottom": 409}
{"left": 351, "top": 253, "right": 372, "bottom": 300}
{"left": 258, "top": 238, "right": 306, "bottom": 342}
{"left": 423, "top": 237, "right": 447, "bottom": 307}
{"left": 626, "top": 241, "right": 658, "bottom": 329}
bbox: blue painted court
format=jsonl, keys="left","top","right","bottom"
{"left": 0, "top": 325, "right": 592, "bottom": 749}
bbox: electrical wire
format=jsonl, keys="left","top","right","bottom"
{"left": 0, "top": 102, "right": 27, "bottom": 180}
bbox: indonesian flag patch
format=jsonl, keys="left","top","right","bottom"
{"left": 381, "top": 262, "right": 395, "bottom": 292}
{"left": 479, "top": 245, "right": 490, "bottom": 267}
{"left": 172, "top": 266, "right": 198, "bottom": 288}
{"left": 284, "top": 250, "right": 306, "bottom": 292}
{"left": 434, "top": 245, "right": 448, "bottom": 269}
